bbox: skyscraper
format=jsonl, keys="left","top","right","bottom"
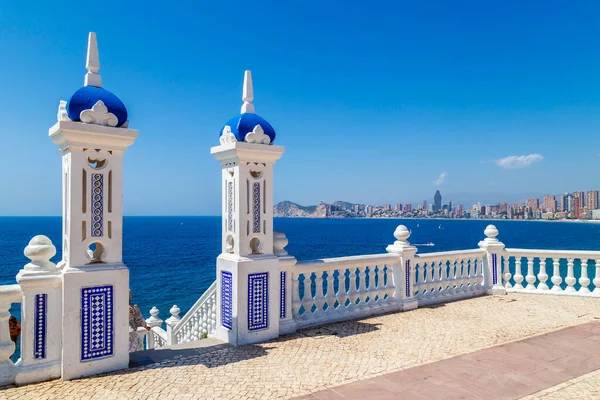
{"left": 543, "top": 195, "right": 556, "bottom": 212}
{"left": 586, "top": 190, "right": 598, "bottom": 210}
{"left": 434, "top": 190, "right": 442, "bottom": 211}
{"left": 573, "top": 191, "right": 585, "bottom": 207}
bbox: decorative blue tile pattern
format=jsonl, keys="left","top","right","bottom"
{"left": 492, "top": 254, "right": 498, "bottom": 285}
{"left": 405, "top": 260, "right": 411, "bottom": 297}
{"left": 221, "top": 271, "right": 233, "bottom": 330}
{"left": 248, "top": 272, "right": 268, "bottom": 330}
{"left": 252, "top": 182, "right": 261, "bottom": 233}
{"left": 81, "top": 285, "right": 113, "bottom": 361}
{"left": 279, "top": 272, "right": 286, "bottom": 319}
{"left": 91, "top": 173, "right": 103, "bottom": 237}
{"left": 227, "top": 181, "right": 233, "bottom": 232}
{"left": 34, "top": 294, "right": 47, "bottom": 359}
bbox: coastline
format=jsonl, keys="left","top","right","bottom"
{"left": 274, "top": 216, "right": 600, "bottom": 224}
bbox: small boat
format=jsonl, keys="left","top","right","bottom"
{"left": 439, "top": 224, "right": 443, "bottom": 230}
{"left": 417, "top": 224, "right": 420, "bottom": 228}
{"left": 415, "top": 242, "right": 435, "bottom": 247}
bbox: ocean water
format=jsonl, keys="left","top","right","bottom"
{"left": 3, "top": 216, "right": 600, "bottom": 320}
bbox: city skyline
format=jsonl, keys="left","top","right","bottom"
{"left": 1, "top": 3, "right": 600, "bottom": 216}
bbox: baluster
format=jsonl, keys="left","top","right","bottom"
{"left": 525, "top": 257, "right": 536, "bottom": 290}
{"left": 324, "top": 269, "right": 336, "bottom": 312}
{"left": 439, "top": 260, "right": 448, "bottom": 296}
{"left": 357, "top": 266, "right": 367, "bottom": 306}
{"left": 456, "top": 259, "right": 465, "bottom": 293}
{"left": 210, "top": 295, "right": 217, "bottom": 334}
{"left": 337, "top": 268, "right": 349, "bottom": 308}
{"left": 476, "top": 257, "right": 484, "bottom": 290}
{"left": 430, "top": 261, "right": 440, "bottom": 298}
{"left": 565, "top": 259, "right": 576, "bottom": 293}
{"left": 594, "top": 260, "right": 600, "bottom": 294}
{"left": 467, "top": 258, "right": 475, "bottom": 292}
{"left": 424, "top": 262, "right": 434, "bottom": 298}
{"left": 579, "top": 259, "right": 591, "bottom": 294}
{"left": 419, "top": 262, "right": 427, "bottom": 298}
{"left": 371, "top": 266, "right": 380, "bottom": 304}
{"left": 365, "top": 265, "right": 374, "bottom": 305}
{"left": 550, "top": 258, "right": 562, "bottom": 292}
{"left": 503, "top": 256, "right": 512, "bottom": 289}
{"left": 304, "top": 273, "right": 316, "bottom": 314}
{"left": 513, "top": 257, "right": 524, "bottom": 290}
{"left": 292, "top": 273, "right": 303, "bottom": 316}
{"left": 383, "top": 265, "right": 393, "bottom": 300}
{"left": 348, "top": 267, "right": 359, "bottom": 306}
{"left": 314, "top": 271, "right": 326, "bottom": 313}
{"left": 537, "top": 258, "right": 549, "bottom": 290}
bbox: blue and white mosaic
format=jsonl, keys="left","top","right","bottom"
{"left": 91, "top": 173, "right": 103, "bottom": 237}
{"left": 280, "top": 271, "right": 286, "bottom": 319}
{"left": 252, "top": 182, "right": 261, "bottom": 233}
{"left": 405, "top": 260, "right": 411, "bottom": 297}
{"left": 34, "top": 294, "right": 47, "bottom": 359}
{"left": 81, "top": 285, "right": 113, "bottom": 361}
{"left": 492, "top": 254, "right": 498, "bottom": 285}
{"left": 227, "top": 181, "right": 233, "bottom": 232}
{"left": 248, "top": 272, "right": 268, "bottom": 330}
{"left": 221, "top": 271, "right": 233, "bottom": 330}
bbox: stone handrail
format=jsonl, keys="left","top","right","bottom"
{"left": 171, "top": 281, "right": 217, "bottom": 344}
{"left": 503, "top": 248, "right": 600, "bottom": 295}
{"left": 292, "top": 253, "right": 400, "bottom": 329}
{"left": 150, "top": 327, "right": 168, "bottom": 349}
{"left": 413, "top": 249, "right": 486, "bottom": 305}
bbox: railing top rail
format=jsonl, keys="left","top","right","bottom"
{"left": 505, "top": 248, "right": 600, "bottom": 259}
{"left": 151, "top": 326, "right": 168, "bottom": 340}
{"left": 294, "top": 253, "right": 399, "bottom": 272}
{"left": 415, "top": 248, "right": 485, "bottom": 262}
{"left": 172, "top": 280, "right": 216, "bottom": 335}
{"left": 0, "top": 284, "right": 22, "bottom": 303}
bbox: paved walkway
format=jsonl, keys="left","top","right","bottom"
{"left": 2, "top": 294, "right": 600, "bottom": 399}
{"left": 299, "top": 320, "right": 600, "bottom": 399}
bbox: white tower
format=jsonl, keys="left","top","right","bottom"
{"left": 211, "top": 71, "right": 284, "bottom": 345}
{"left": 49, "top": 33, "right": 138, "bottom": 380}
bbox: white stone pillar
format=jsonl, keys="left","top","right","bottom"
{"left": 386, "top": 225, "right": 418, "bottom": 311}
{"left": 14, "top": 236, "right": 62, "bottom": 385}
{"left": 478, "top": 225, "right": 506, "bottom": 295}
{"left": 274, "top": 232, "right": 297, "bottom": 335}
{"left": 165, "top": 305, "right": 181, "bottom": 345}
{"left": 49, "top": 33, "right": 138, "bottom": 380}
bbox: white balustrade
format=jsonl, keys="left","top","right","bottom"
{"left": 413, "top": 249, "right": 486, "bottom": 306}
{"left": 171, "top": 281, "right": 217, "bottom": 344}
{"left": 504, "top": 249, "right": 600, "bottom": 297}
{"left": 292, "top": 254, "right": 399, "bottom": 328}
{"left": 0, "top": 285, "right": 22, "bottom": 386}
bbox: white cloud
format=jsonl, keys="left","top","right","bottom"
{"left": 434, "top": 172, "right": 448, "bottom": 185}
{"left": 494, "top": 154, "right": 543, "bottom": 169}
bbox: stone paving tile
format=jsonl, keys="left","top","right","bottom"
{"left": 522, "top": 368, "right": 600, "bottom": 400}
{"left": 2, "top": 294, "right": 600, "bottom": 400}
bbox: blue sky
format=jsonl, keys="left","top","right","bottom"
{"left": 1, "top": 1, "right": 599, "bottom": 215}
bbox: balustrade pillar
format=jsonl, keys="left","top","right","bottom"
{"left": 165, "top": 305, "right": 181, "bottom": 344}
{"left": 315, "top": 271, "right": 326, "bottom": 312}
{"left": 565, "top": 259, "right": 576, "bottom": 293}
{"left": 579, "top": 260, "right": 591, "bottom": 294}
{"left": 537, "top": 258, "right": 549, "bottom": 291}
{"left": 478, "top": 225, "right": 506, "bottom": 295}
{"left": 14, "top": 236, "right": 62, "bottom": 385}
{"left": 550, "top": 258, "right": 562, "bottom": 292}
{"left": 525, "top": 257, "right": 536, "bottom": 290}
{"left": 386, "top": 225, "right": 418, "bottom": 311}
{"left": 145, "top": 307, "right": 163, "bottom": 349}
{"left": 503, "top": 257, "right": 512, "bottom": 289}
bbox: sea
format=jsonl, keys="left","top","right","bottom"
{"left": 2, "top": 216, "right": 600, "bottom": 360}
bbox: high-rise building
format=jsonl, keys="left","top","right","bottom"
{"left": 404, "top": 204, "right": 412, "bottom": 212}
{"left": 586, "top": 190, "right": 598, "bottom": 210}
{"left": 383, "top": 204, "right": 391, "bottom": 211}
{"left": 434, "top": 190, "right": 442, "bottom": 211}
{"left": 526, "top": 198, "right": 539, "bottom": 212}
{"left": 395, "top": 203, "right": 403, "bottom": 211}
{"left": 559, "top": 194, "right": 568, "bottom": 211}
{"left": 448, "top": 200, "right": 453, "bottom": 212}
{"left": 423, "top": 200, "right": 427, "bottom": 209}
{"left": 573, "top": 191, "right": 585, "bottom": 207}
{"left": 543, "top": 195, "right": 556, "bottom": 212}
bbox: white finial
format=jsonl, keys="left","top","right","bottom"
{"left": 84, "top": 32, "right": 102, "bottom": 88}
{"left": 241, "top": 70, "right": 254, "bottom": 114}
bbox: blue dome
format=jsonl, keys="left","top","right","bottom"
{"left": 66, "top": 86, "right": 128, "bottom": 127}
{"left": 220, "top": 113, "right": 276, "bottom": 143}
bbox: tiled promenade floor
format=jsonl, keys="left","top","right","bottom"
{"left": 3, "top": 294, "right": 600, "bottom": 400}
{"left": 300, "top": 320, "right": 600, "bottom": 399}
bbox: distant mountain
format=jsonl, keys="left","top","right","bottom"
{"left": 274, "top": 200, "right": 363, "bottom": 218}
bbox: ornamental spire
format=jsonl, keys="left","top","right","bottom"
{"left": 241, "top": 70, "right": 254, "bottom": 114}
{"left": 84, "top": 32, "right": 102, "bottom": 88}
